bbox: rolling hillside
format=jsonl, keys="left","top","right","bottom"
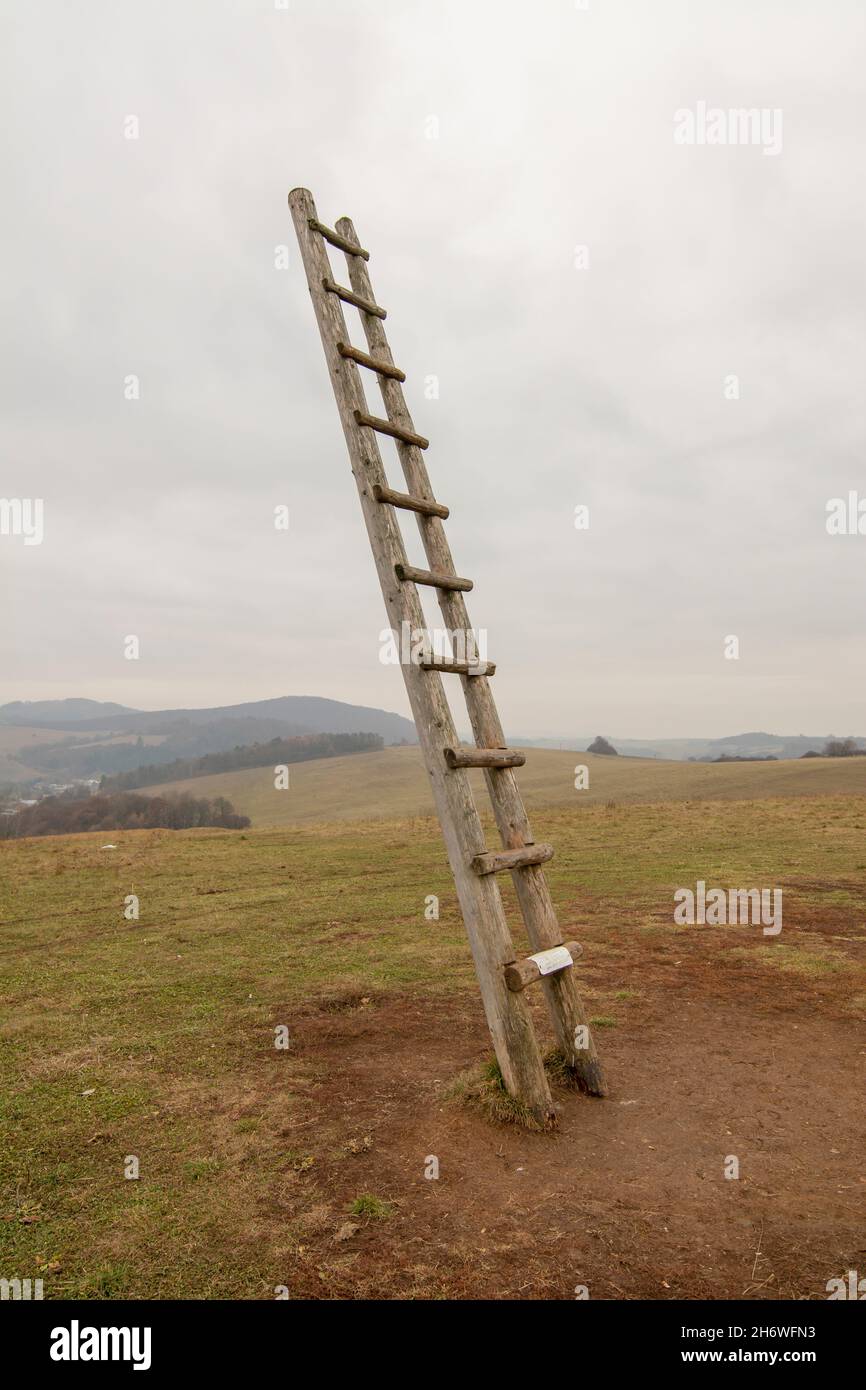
{"left": 0, "top": 699, "right": 136, "bottom": 725}
{"left": 0, "top": 695, "right": 417, "bottom": 742}
{"left": 136, "top": 745, "right": 866, "bottom": 827}
{"left": 0, "top": 695, "right": 417, "bottom": 783}
{"left": 0, "top": 725, "right": 82, "bottom": 782}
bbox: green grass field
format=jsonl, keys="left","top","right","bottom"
{"left": 137, "top": 745, "right": 866, "bottom": 827}
{"left": 2, "top": 784, "right": 865, "bottom": 1297}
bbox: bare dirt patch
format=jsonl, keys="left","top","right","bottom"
{"left": 272, "top": 951, "right": 866, "bottom": 1300}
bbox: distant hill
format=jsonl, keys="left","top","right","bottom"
{"left": 0, "top": 695, "right": 417, "bottom": 782}
{"left": 518, "top": 731, "right": 866, "bottom": 761}
{"left": 0, "top": 699, "right": 138, "bottom": 725}
{"left": 5, "top": 699, "right": 863, "bottom": 785}
{"left": 1, "top": 695, "right": 416, "bottom": 740}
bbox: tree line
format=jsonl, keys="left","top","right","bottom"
{"left": 101, "top": 731, "right": 384, "bottom": 791}
{"left": 0, "top": 791, "right": 250, "bottom": 839}
{"left": 802, "top": 738, "right": 866, "bottom": 759}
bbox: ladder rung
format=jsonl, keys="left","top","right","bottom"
{"left": 421, "top": 657, "right": 496, "bottom": 677}
{"left": 322, "top": 277, "right": 386, "bottom": 318}
{"left": 337, "top": 342, "right": 405, "bottom": 381}
{"left": 372, "top": 482, "right": 449, "bottom": 519}
{"left": 308, "top": 217, "right": 370, "bottom": 260}
{"left": 471, "top": 843, "right": 554, "bottom": 876}
{"left": 394, "top": 562, "right": 472, "bottom": 592}
{"left": 445, "top": 747, "right": 524, "bottom": 769}
{"left": 505, "top": 941, "right": 583, "bottom": 993}
{"left": 354, "top": 409, "right": 428, "bottom": 449}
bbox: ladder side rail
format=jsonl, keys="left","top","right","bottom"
{"left": 335, "top": 214, "right": 606, "bottom": 1095}
{"left": 288, "top": 189, "right": 555, "bottom": 1121}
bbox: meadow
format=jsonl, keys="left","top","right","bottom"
{"left": 1, "top": 758, "right": 864, "bottom": 1298}
{"left": 137, "top": 744, "right": 866, "bottom": 826}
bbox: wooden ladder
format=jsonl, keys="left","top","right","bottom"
{"left": 289, "top": 188, "right": 606, "bottom": 1124}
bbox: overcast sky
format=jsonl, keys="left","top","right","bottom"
{"left": 2, "top": 0, "right": 864, "bottom": 737}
